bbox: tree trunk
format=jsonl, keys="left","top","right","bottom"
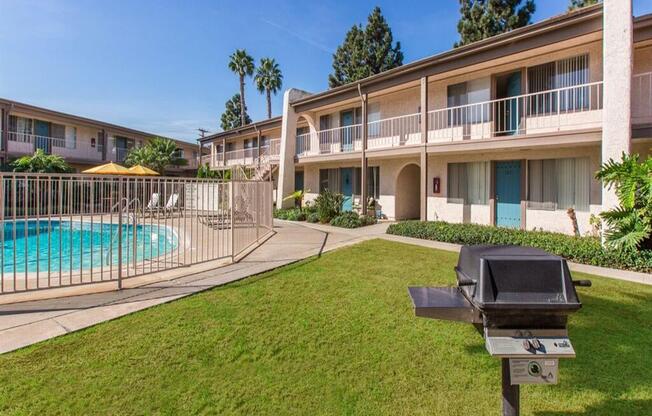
{"left": 239, "top": 76, "right": 246, "bottom": 127}
{"left": 266, "top": 89, "right": 272, "bottom": 119}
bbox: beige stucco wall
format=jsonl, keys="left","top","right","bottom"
{"left": 426, "top": 145, "right": 602, "bottom": 235}
{"left": 7, "top": 110, "right": 106, "bottom": 162}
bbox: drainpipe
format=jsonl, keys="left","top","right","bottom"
{"left": 252, "top": 123, "right": 261, "bottom": 171}
{"left": 358, "top": 83, "right": 368, "bottom": 216}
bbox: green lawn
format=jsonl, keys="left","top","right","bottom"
{"left": 0, "top": 240, "right": 651, "bottom": 415}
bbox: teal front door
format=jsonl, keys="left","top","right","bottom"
{"left": 34, "top": 120, "right": 51, "bottom": 153}
{"left": 495, "top": 161, "right": 521, "bottom": 228}
{"left": 340, "top": 168, "right": 353, "bottom": 212}
{"left": 340, "top": 110, "right": 354, "bottom": 152}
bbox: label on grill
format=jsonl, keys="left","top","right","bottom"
{"left": 509, "top": 358, "right": 558, "bottom": 385}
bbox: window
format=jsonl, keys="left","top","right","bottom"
{"left": 8, "top": 116, "right": 32, "bottom": 142}
{"left": 528, "top": 55, "right": 590, "bottom": 114}
{"left": 319, "top": 169, "right": 340, "bottom": 193}
{"left": 51, "top": 123, "right": 65, "bottom": 148}
{"left": 244, "top": 138, "right": 257, "bottom": 149}
{"left": 226, "top": 142, "right": 234, "bottom": 152}
{"left": 260, "top": 136, "right": 270, "bottom": 147}
{"left": 319, "top": 115, "right": 331, "bottom": 130}
{"left": 528, "top": 158, "right": 590, "bottom": 211}
{"left": 64, "top": 126, "right": 77, "bottom": 149}
{"left": 446, "top": 79, "right": 490, "bottom": 126}
{"left": 354, "top": 166, "right": 380, "bottom": 200}
{"left": 447, "top": 162, "right": 490, "bottom": 205}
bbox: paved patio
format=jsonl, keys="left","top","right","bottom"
{"left": 1, "top": 219, "right": 649, "bottom": 354}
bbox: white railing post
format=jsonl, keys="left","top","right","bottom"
{"left": 117, "top": 177, "right": 123, "bottom": 290}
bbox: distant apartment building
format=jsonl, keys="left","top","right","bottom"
{"left": 200, "top": 2, "right": 652, "bottom": 235}
{"left": 0, "top": 98, "right": 201, "bottom": 176}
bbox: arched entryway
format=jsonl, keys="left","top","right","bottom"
{"left": 395, "top": 163, "right": 420, "bottom": 220}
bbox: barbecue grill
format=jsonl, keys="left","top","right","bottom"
{"left": 408, "top": 245, "right": 590, "bottom": 416}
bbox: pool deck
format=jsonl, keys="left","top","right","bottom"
{"left": 0, "top": 220, "right": 371, "bottom": 354}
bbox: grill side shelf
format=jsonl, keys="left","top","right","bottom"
{"left": 408, "top": 287, "right": 481, "bottom": 323}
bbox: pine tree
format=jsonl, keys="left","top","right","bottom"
{"left": 220, "top": 94, "right": 251, "bottom": 131}
{"left": 328, "top": 7, "right": 403, "bottom": 88}
{"left": 568, "top": 0, "right": 601, "bottom": 10}
{"left": 455, "top": 0, "right": 536, "bottom": 48}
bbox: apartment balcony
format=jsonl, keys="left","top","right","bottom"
{"left": 209, "top": 139, "right": 281, "bottom": 169}
{"left": 295, "top": 82, "right": 604, "bottom": 158}
{"left": 4, "top": 131, "right": 104, "bottom": 162}
{"left": 633, "top": 72, "right": 652, "bottom": 125}
{"left": 114, "top": 147, "right": 130, "bottom": 163}
{"left": 427, "top": 82, "right": 603, "bottom": 142}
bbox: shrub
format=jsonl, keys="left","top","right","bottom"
{"left": 386, "top": 221, "right": 652, "bottom": 273}
{"left": 314, "top": 191, "right": 343, "bottom": 223}
{"left": 287, "top": 209, "right": 306, "bottom": 221}
{"left": 273, "top": 208, "right": 305, "bottom": 221}
{"left": 307, "top": 212, "right": 320, "bottom": 223}
{"left": 330, "top": 212, "right": 378, "bottom": 228}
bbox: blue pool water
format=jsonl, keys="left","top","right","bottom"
{"left": 1, "top": 220, "right": 178, "bottom": 273}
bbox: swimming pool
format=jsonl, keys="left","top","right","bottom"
{"left": 1, "top": 220, "right": 179, "bottom": 274}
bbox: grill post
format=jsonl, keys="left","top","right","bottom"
{"left": 502, "top": 359, "right": 519, "bottom": 416}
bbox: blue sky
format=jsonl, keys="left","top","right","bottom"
{"left": 1, "top": 0, "right": 651, "bottom": 143}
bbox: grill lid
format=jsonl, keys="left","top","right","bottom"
{"left": 455, "top": 245, "right": 581, "bottom": 311}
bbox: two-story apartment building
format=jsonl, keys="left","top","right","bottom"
{"left": 204, "top": 2, "right": 651, "bottom": 235}
{"left": 0, "top": 98, "right": 201, "bottom": 175}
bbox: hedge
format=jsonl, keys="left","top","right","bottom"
{"left": 386, "top": 221, "right": 652, "bottom": 273}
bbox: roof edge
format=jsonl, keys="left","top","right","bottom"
{"left": 290, "top": 3, "right": 604, "bottom": 108}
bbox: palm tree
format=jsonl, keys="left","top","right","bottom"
{"left": 11, "top": 149, "right": 72, "bottom": 173}
{"left": 124, "top": 137, "right": 187, "bottom": 174}
{"left": 254, "top": 58, "right": 283, "bottom": 119}
{"left": 228, "top": 49, "right": 255, "bottom": 127}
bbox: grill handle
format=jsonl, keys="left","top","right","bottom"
{"left": 572, "top": 279, "right": 592, "bottom": 287}
{"left": 454, "top": 267, "right": 476, "bottom": 286}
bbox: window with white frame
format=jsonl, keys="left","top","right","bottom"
{"left": 528, "top": 157, "right": 591, "bottom": 211}
{"left": 447, "top": 161, "right": 490, "bottom": 205}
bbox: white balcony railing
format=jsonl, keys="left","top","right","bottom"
{"left": 269, "top": 138, "right": 281, "bottom": 160}
{"left": 4, "top": 131, "right": 104, "bottom": 161}
{"left": 293, "top": 82, "right": 603, "bottom": 157}
{"left": 428, "top": 82, "right": 603, "bottom": 142}
{"left": 296, "top": 124, "right": 363, "bottom": 157}
{"left": 633, "top": 72, "right": 652, "bottom": 125}
{"left": 115, "top": 147, "right": 130, "bottom": 162}
{"left": 367, "top": 113, "right": 421, "bottom": 149}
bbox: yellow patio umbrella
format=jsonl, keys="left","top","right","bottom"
{"left": 82, "top": 162, "right": 133, "bottom": 175}
{"left": 128, "top": 165, "right": 160, "bottom": 176}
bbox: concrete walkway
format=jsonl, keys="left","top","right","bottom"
{"left": 1, "top": 219, "right": 649, "bottom": 354}
{"left": 0, "top": 221, "right": 367, "bottom": 354}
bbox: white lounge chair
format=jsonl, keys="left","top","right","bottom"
{"left": 161, "top": 193, "right": 180, "bottom": 218}
{"left": 144, "top": 193, "right": 160, "bottom": 217}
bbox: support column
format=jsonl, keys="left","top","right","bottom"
{"left": 101, "top": 129, "right": 107, "bottom": 161}
{"left": 257, "top": 129, "right": 262, "bottom": 169}
{"left": 420, "top": 77, "right": 429, "bottom": 221}
{"left": 361, "top": 92, "right": 368, "bottom": 216}
{"left": 222, "top": 138, "right": 227, "bottom": 168}
{"left": 277, "top": 89, "right": 300, "bottom": 208}
{"left": 602, "top": 0, "right": 633, "bottom": 213}
{"left": 1, "top": 106, "right": 8, "bottom": 165}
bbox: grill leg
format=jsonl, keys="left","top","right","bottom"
{"left": 502, "top": 358, "right": 519, "bottom": 416}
